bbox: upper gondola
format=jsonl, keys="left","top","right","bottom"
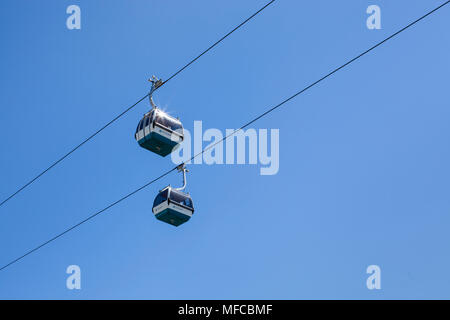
{"left": 135, "top": 76, "right": 184, "bottom": 157}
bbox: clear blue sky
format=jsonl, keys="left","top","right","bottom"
{"left": 0, "top": 0, "right": 449, "bottom": 299}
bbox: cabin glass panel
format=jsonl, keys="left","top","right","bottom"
{"left": 169, "top": 190, "right": 193, "bottom": 209}
{"left": 153, "top": 189, "right": 168, "bottom": 207}
{"left": 135, "top": 119, "right": 143, "bottom": 134}
{"left": 154, "top": 113, "right": 182, "bottom": 132}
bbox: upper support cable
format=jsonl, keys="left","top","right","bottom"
{"left": 0, "top": 0, "right": 276, "bottom": 209}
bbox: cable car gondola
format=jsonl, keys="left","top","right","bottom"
{"left": 135, "top": 76, "right": 184, "bottom": 157}
{"left": 152, "top": 165, "right": 194, "bottom": 227}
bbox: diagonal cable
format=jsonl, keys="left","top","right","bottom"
{"left": 0, "top": 1, "right": 276, "bottom": 209}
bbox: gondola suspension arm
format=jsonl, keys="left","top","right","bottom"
{"left": 174, "top": 164, "right": 188, "bottom": 191}
{"left": 148, "top": 75, "right": 163, "bottom": 109}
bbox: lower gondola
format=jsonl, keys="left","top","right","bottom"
{"left": 152, "top": 186, "right": 194, "bottom": 227}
